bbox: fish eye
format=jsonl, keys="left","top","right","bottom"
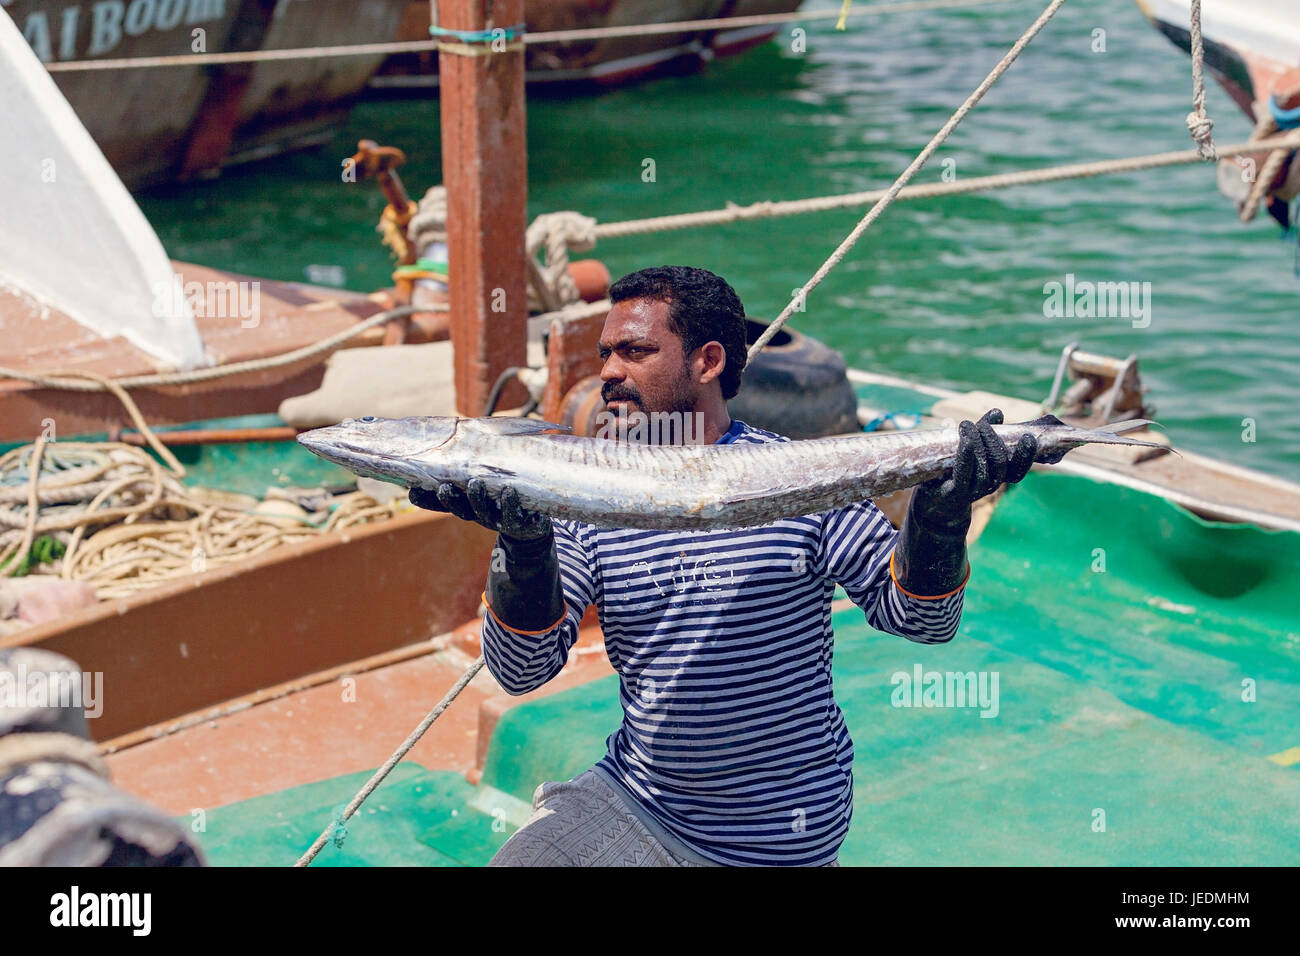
{"left": 358, "top": 416, "right": 377, "bottom": 423}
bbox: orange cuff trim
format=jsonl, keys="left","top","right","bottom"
{"left": 481, "top": 591, "right": 567, "bottom": 636}
{"left": 889, "top": 551, "right": 971, "bottom": 601}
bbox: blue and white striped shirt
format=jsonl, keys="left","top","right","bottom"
{"left": 481, "top": 419, "right": 965, "bottom": 865}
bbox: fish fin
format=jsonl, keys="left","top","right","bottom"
{"left": 1023, "top": 413, "right": 1067, "bottom": 429}
{"left": 1092, "top": 418, "right": 1156, "bottom": 434}
{"left": 463, "top": 417, "right": 571, "bottom": 436}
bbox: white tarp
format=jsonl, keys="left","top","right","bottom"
{"left": 0, "top": 8, "right": 206, "bottom": 370}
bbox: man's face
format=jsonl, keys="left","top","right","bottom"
{"left": 598, "top": 298, "right": 697, "bottom": 418}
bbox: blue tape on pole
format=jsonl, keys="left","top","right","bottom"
{"left": 430, "top": 23, "right": 526, "bottom": 43}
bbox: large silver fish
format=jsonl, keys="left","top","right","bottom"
{"left": 297, "top": 414, "right": 1162, "bottom": 530}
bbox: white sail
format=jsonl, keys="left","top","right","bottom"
{"left": 0, "top": 8, "right": 206, "bottom": 370}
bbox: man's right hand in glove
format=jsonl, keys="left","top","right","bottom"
{"left": 408, "top": 481, "right": 565, "bottom": 634}
{"left": 409, "top": 481, "right": 552, "bottom": 541}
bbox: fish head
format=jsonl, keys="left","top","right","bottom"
{"left": 296, "top": 416, "right": 461, "bottom": 487}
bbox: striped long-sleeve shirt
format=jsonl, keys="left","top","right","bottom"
{"left": 481, "top": 418, "right": 966, "bottom": 865}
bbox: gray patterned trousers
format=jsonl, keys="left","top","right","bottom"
{"left": 488, "top": 768, "right": 840, "bottom": 867}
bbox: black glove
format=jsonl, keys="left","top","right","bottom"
{"left": 409, "top": 481, "right": 564, "bottom": 633}
{"left": 408, "top": 480, "right": 552, "bottom": 541}
{"left": 894, "top": 409, "right": 1036, "bottom": 597}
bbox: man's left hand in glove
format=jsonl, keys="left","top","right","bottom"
{"left": 892, "top": 408, "right": 1037, "bottom": 599}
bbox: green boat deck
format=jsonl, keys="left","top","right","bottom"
{"left": 191, "top": 473, "right": 1300, "bottom": 866}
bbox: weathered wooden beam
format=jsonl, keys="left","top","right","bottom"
{"left": 438, "top": 0, "right": 529, "bottom": 416}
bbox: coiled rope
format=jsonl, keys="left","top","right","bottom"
{"left": 0, "top": 439, "right": 407, "bottom": 598}
{"left": 0, "top": 303, "right": 437, "bottom": 588}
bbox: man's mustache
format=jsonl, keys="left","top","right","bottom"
{"left": 602, "top": 384, "right": 642, "bottom": 405}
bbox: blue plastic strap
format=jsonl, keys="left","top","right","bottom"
{"left": 1268, "top": 96, "right": 1300, "bottom": 130}
{"left": 430, "top": 23, "right": 526, "bottom": 43}
{"left": 861, "top": 410, "right": 923, "bottom": 433}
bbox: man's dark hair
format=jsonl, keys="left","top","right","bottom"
{"left": 608, "top": 266, "right": 748, "bottom": 400}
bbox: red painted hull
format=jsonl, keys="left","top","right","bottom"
{"left": 7, "top": 0, "right": 409, "bottom": 189}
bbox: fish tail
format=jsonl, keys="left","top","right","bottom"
{"left": 1020, "top": 414, "right": 1167, "bottom": 464}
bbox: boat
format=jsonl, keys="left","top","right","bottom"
{"left": 0, "top": 0, "right": 857, "bottom": 635}
{"left": 5, "top": 0, "right": 411, "bottom": 188}
{"left": 13, "top": 345, "right": 1299, "bottom": 867}
{"left": 1137, "top": 0, "right": 1299, "bottom": 115}
{"left": 1136, "top": 0, "right": 1300, "bottom": 225}
{"left": 4, "top": 1, "right": 1300, "bottom": 868}
{"left": 372, "top": 0, "right": 807, "bottom": 92}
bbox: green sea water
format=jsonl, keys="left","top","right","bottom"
{"left": 136, "top": 0, "right": 1300, "bottom": 482}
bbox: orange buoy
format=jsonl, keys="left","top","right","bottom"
{"left": 566, "top": 259, "right": 611, "bottom": 303}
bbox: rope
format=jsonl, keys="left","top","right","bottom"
{"left": 0, "top": 306, "right": 426, "bottom": 512}
{"left": 590, "top": 132, "right": 1300, "bottom": 240}
{"left": 1239, "top": 104, "right": 1286, "bottom": 223}
{"left": 1185, "top": 0, "right": 1217, "bottom": 161}
{"left": 525, "top": 212, "right": 598, "bottom": 313}
{"left": 44, "top": 0, "right": 1018, "bottom": 72}
{"left": 294, "top": 654, "right": 486, "bottom": 867}
{"left": 531, "top": 299, "right": 616, "bottom": 327}
{"left": 0, "top": 304, "right": 425, "bottom": 392}
{"left": 7, "top": 369, "right": 188, "bottom": 478}
{"left": 0, "top": 441, "right": 406, "bottom": 597}
{"left": 8, "top": 435, "right": 48, "bottom": 581}
{"left": 1244, "top": 149, "right": 1291, "bottom": 223}
{"left": 407, "top": 186, "right": 449, "bottom": 252}
{"left": 747, "top": 0, "right": 1067, "bottom": 361}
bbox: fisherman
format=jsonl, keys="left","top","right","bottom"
{"left": 409, "top": 266, "right": 1037, "bottom": 867}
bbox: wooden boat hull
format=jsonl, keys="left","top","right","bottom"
{"left": 0, "top": 261, "right": 452, "bottom": 443}
{"left": 1, "top": 508, "right": 496, "bottom": 742}
{"left": 372, "top": 0, "right": 806, "bottom": 92}
{"left": 1136, "top": 0, "right": 1300, "bottom": 118}
{"left": 7, "top": 0, "right": 409, "bottom": 188}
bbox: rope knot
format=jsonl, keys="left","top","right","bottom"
{"left": 525, "top": 211, "right": 598, "bottom": 313}
{"left": 1186, "top": 111, "right": 1217, "bottom": 160}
